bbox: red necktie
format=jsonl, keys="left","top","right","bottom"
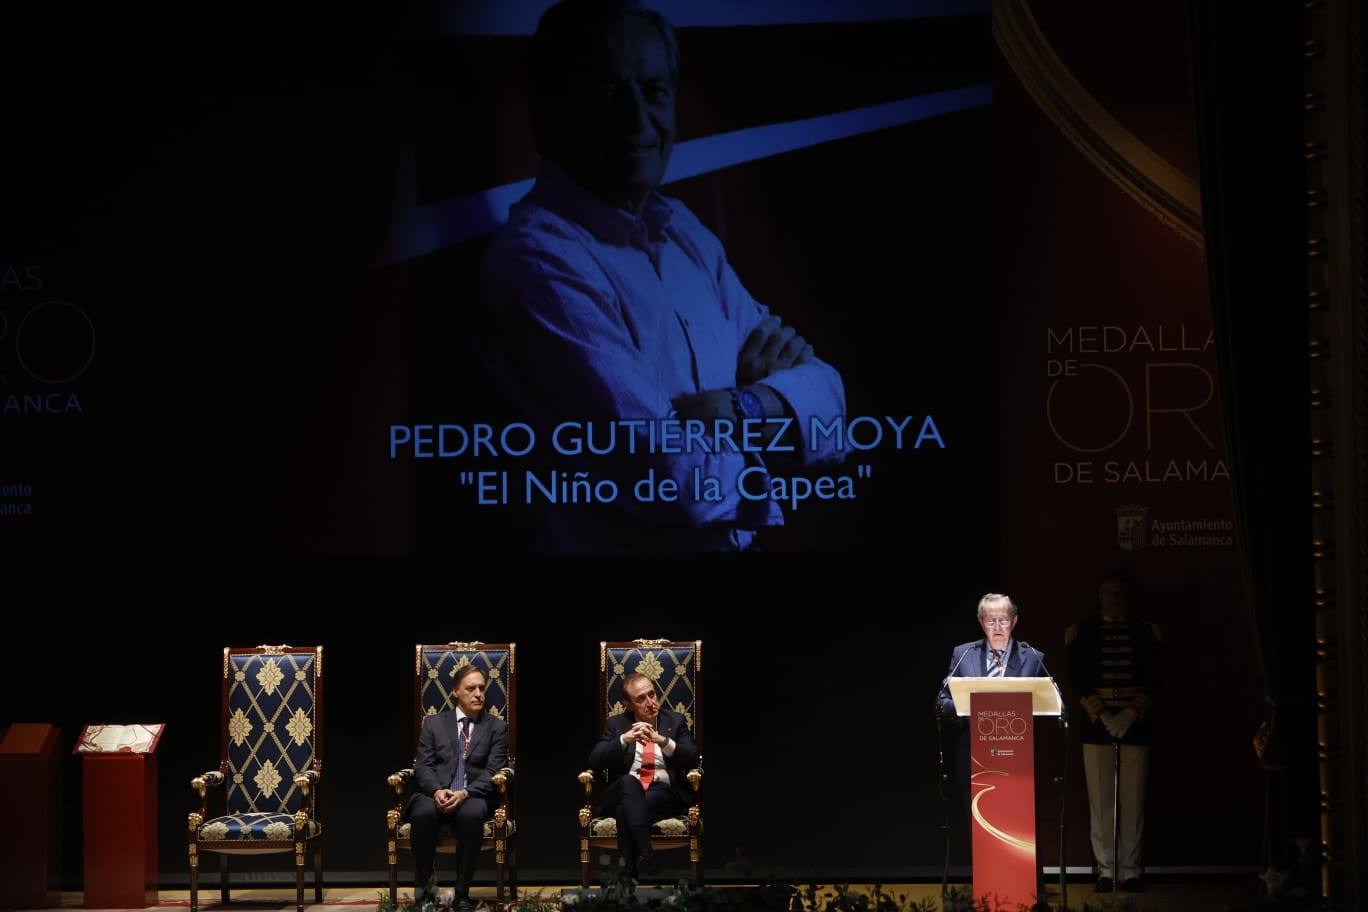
{"left": 639, "top": 739, "right": 655, "bottom": 790}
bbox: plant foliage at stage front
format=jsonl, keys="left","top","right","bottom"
{"left": 373, "top": 874, "right": 1063, "bottom": 911}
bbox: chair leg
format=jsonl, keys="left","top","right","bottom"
{"left": 296, "top": 845, "right": 306, "bottom": 912}
{"left": 221, "top": 854, "right": 231, "bottom": 904}
{"left": 509, "top": 846, "right": 518, "bottom": 902}
{"left": 580, "top": 838, "right": 591, "bottom": 889}
{"left": 388, "top": 851, "right": 398, "bottom": 908}
{"left": 314, "top": 841, "right": 324, "bottom": 903}
{"left": 692, "top": 837, "right": 703, "bottom": 887}
{"left": 496, "top": 839, "right": 506, "bottom": 905}
{"left": 189, "top": 845, "right": 199, "bottom": 912}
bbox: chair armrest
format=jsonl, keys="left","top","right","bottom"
{"left": 492, "top": 766, "right": 515, "bottom": 797}
{"left": 293, "top": 768, "right": 321, "bottom": 796}
{"left": 686, "top": 768, "right": 703, "bottom": 791}
{"left": 576, "top": 770, "right": 595, "bottom": 829}
{"left": 387, "top": 767, "right": 414, "bottom": 797}
{"left": 189, "top": 769, "right": 225, "bottom": 821}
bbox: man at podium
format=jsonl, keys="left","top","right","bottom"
{"left": 936, "top": 593, "right": 1047, "bottom": 855}
{"left": 938, "top": 593, "right": 1046, "bottom": 720}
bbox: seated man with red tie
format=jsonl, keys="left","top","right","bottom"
{"left": 405, "top": 665, "right": 509, "bottom": 911}
{"left": 589, "top": 672, "right": 699, "bottom": 880}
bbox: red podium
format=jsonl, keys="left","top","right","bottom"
{"left": 947, "top": 678, "right": 1062, "bottom": 910}
{"left": 0, "top": 723, "right": 63, "bottom": 909}
{"left": 77, "top": 724, "right": 165, "bottom": 909}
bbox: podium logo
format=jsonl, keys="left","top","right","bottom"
{"left": 1115, "top": 503, "right": 1148, "bottom": 551}
{"left": 989, "top": 748, "right": 1016, "bottom": 758}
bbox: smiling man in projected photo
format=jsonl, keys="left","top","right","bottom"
{"left": 475, "top": 0, "right": 846, "bottom": 552}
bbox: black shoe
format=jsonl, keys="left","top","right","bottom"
{"left": 637, "top": 851, "right": 663, "bottom": 878}
{"left": 1121, "top": 877, "right": 1145, "bottom": 893}
{"left": 1095, "top": 876, "right": 1114, "bottom": 893}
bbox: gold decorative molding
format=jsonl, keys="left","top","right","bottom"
{"left": 632, "top": 638, "right": 672, "bottom": 649}
{"left": 1304, "top": 0, "right": 1368, "bottom": 899}
{"left": 446, "top": 640, "right": 485, "bottom": 650}
{"left": 315, "top": 646, "right": 323, "bottom": 679}
{"left": 993, "top": 0, "right": 1203, "bottom": 247}
{"left": 223, "top": 648, "right": 230, "bottom": 679}
{"left": 258, "top": 644, "right": 292, "bottom": 655}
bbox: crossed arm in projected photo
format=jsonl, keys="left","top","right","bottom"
{"left": 477, "top": 177, "right": 846, "bottom": 540}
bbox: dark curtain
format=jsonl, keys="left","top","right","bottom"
{"left": 1188, "top": 0, "right": 1318, "bottom": 888}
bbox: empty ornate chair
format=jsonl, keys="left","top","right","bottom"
{"left": 578, "top": 639, "right": 703, "bottom": 887}
{"left": 385, "top": 642, "right": 518, "bottom": 905}
{"left": 188, "top": 646, "right": 323, "bottom": 912}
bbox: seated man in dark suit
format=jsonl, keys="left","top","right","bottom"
{"left": 405, "top": 665, "right": 509, "bottom": 911}
{"left": 589, "top": 672, "right": 698, "bottom": 879}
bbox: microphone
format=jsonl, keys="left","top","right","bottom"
{"left": 935, "top": 645, "right": 975, "bottom": 718}
{"left": 1017, "top": 640, "right": 1067, "bottom": 723}
{"left": 943, "top": 644, "right": 973, "bottom": 685}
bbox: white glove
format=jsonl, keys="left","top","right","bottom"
{"left": 1105, "top": 708, "right": 1137, "bottom": 739}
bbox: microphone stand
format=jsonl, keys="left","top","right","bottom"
{"left": 1022, "top": 642, "right": 1069, "bottom": 912}
{"left": 1113, "top": 732, "right": 1122, "bottom": 895}
{"left": 936, "top": 646, "right": 973, "bottom": 904}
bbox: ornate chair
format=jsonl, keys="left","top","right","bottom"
{"left": 188, "top": 646, "right": 324, "bottom": 912}
{"left": 385, "top": 642, "right": 518, "bottom": 905}
{"left": 578, "top": 639, "right": 703, "bottom": 887}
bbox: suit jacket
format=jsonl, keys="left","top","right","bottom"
{"left": 588, "top": 707, "right": 699, "bottom": 813}
{"left": 935, "top": 639, "right": 1046, "bottom": 783}
{"left": 404, "top": 708, "right": 509, "bottom": 819}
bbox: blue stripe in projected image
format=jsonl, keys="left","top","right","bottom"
{"left": 663, "top": 84, "right": 991, "bottom": 183}
{"left": 379, "top": 83, "right": 991, "bottom": 264}
{"left": 441, "top": 0, "right": 988, "bottom": 35}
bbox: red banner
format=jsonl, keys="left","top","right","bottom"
{"left": 970, "top": 691, "right": 1037, "bottom": 909}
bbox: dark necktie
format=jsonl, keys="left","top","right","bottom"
{"left": 449, "top": 717, "right": 471, "bottom": 791}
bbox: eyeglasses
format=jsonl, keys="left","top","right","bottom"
{"left": 982, "top": 618, "right": 1013, "bottom": 628}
